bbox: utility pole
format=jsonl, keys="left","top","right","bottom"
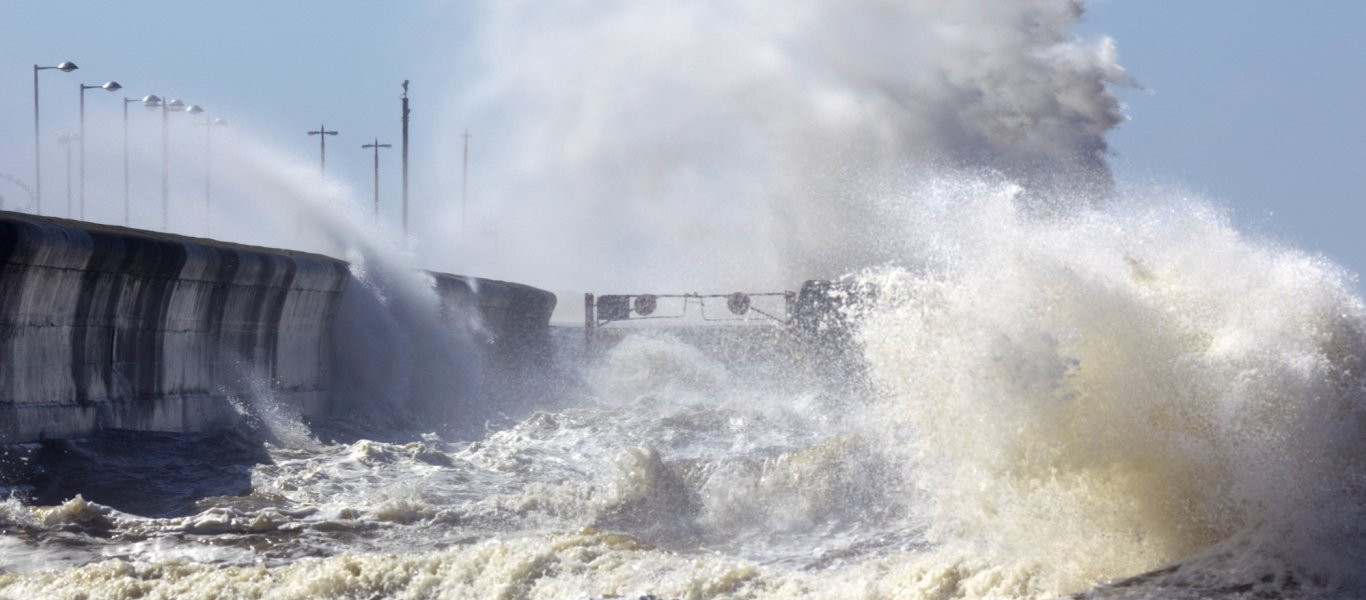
{"left": 462, "top": 129, "right": 471, "bottom": 239}
{"left": 362, "top": 138, "right": 392, "bottom": 223}
{"left": 401, "top": 80, "right": 410, "bottom": 236}
{"left": 307, "top": 124, "right": 338, "bottom": 176}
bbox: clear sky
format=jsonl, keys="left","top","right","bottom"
{"left": 1080, "top": 1, "right": 1366, "bottom": 285}
{"left": 2, "top": 1, "right": 1364, "bottom": 287}
{"left": 0, "top": 1, "right": 471, "bottom": 248}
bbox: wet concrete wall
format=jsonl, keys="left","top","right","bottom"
{"left": 0, "top": 212, "right": 349, "bottom": 443}
{"left": 430, "top": 273, "right": 557, "bottom": 365}
{"left": 427, "top": 273, "right": 559, "bottom": 439}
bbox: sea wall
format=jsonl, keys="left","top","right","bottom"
{"left": 426, "top": 272, "right": 559, "bottom": 439}
{"left": 430, "top": 272, "right": 557, "bottom": 365}
{"left": 0, "top": 212, "right": 349, "bottom": 444}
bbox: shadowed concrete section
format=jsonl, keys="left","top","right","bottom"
{"left": 0, "top": 212, "right": 349, "bottom": 443}
{"left": 431, "top": 272, "right": 556, "bottom": 365}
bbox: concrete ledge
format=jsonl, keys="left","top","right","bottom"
{"left": 0, "top": 212, "right": 559, "bottom": 445}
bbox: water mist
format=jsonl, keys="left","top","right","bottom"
{"left": 439, "top": 0, "right": 1128, "bottom": 291}
{"left": 203, "top": 134, "right": 490, "bottom": 439}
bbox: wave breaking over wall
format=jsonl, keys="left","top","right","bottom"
{"left": 852, "top": 178, "right": 1366, "bottom": 594}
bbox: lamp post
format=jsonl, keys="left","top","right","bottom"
{"left": 79, "top": 80, "right": 121, "bottom": 220}
{"left": 197, "top": 116, "right": 227, "bottom": 236}
{"left": 307, "top": 124, "right": 338, "bottom": 176}
{"left": 361, "top": 138, "right": 392, "bottom": 223}
{"left": 33, "top": 61, "right": 78, "bottom": 215}
{"left": 143, "top": 95, "right": 202, "bottom": 230}
{"left": 462, "top": 129, "right": 471, "bottom": 240}
{"left": 57, "top": 133, "right": 79, "bottom": 217}
{"left": 122, "top": 97, "right": 141, "bottom": 226}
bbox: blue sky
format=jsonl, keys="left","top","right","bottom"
{"left": 2, "top": 1, "right": 1364, "bottom": 287}
{"left": 0, "top": 1, "right": 471, "bottom": 241}
{"left": 1081, "top": 1, "right": 1366, "bottom": 284}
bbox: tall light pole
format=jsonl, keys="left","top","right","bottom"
{"left": 57, "top": 133, "right": 78, "bottom": 217}
{"left": 462, "top": 129, "right": 471, "bottom": 240}
{"left": 143, "top": 95, "right": 202, "bottom": 230}
{"left": 33, "top": 61, "right": 78, "bottom": 215}
{"left": 307, "top": 124, "right": 338, "bottom": 176}
{"left": 401, "top": 80, "right": 410, "bottom": 236}
{"left": 122, "top": 96, "right": 141, "bottom": 227}
{"left": 79, "top": 80, "right": 121, "bottom": 220}
{"left": 362, "top": 138, "right": 392, "bottom": 223}
{"left": 197, "top": 116, "right": 227, "bottom": 236}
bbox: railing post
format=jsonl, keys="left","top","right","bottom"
{"left": 584, "top": 293, "right": 595, "bottom": 347}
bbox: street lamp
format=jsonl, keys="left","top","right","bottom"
{"left": 33, "top": 60, "right": 78, "bottom": 215}
{"left": 307, "top": 124, "right": 338, "bottom": 176}
{"left": 57, "top": 133, "right": 79, "bottom": 218}
{"left": 79, "top": 80, "right": 121, "bottom": 220}
{"left": 361, "top": 138, "right": 392, "bottom": 223}
{"left": 143, "top": 95, "right": 202, "bottom": 230}
{"left": 122, "top": 96, "right": 142, "bottom": 226}
{"left": 196, "top": 116, "right": 227, "bottom": 236}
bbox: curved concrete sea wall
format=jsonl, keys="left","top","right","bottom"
{"left": 430, "top": 272, "right": 557, "bottom": 364}
{"left": 0, "top": 212, "right": 349, "bottom": 444}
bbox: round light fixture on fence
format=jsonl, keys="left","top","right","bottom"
{"left": 727, "top": 292, "right": 751, "bottom": 315}
{"left": 633, "top": 294, "right": 657, "bottom": 316}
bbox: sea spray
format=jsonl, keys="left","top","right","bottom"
{"left": 193, "top": 134, "right": 495, "bottom": 439}
{"left": 224, "top": 372, "right": 318, "bottom": 450}
{"left": 854, "top": 176, "right": 1366, "bottom": 593}
{"left": 440, "top": 0, "right": 1129, "bottom": 290}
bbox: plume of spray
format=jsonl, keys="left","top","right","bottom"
{"left": 429, "top": 0, "right": 1366, "bottom": 595}
{"left": 848, "top": 177, "right": 1366, "bottom": 595}
{"left": 204, "top": 134, "right": 487, "bottom": 439}
{"left": 436, "top": 0, "right": 1128, "bottom": 291}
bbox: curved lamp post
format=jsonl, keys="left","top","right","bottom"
{"left": 33, "top": 61, "right": 78, "bottom": 215}
{"left": 143, "top": 95, "right": 202, "bottom": 230}
{"left": 122, "top": 96, "right": 142, "bottom": 226}
{"left": 196, "top": 116, "right": 227, "bottom": 235}
{"left": 79, "top": 80, "right": 121, "bottom": 220}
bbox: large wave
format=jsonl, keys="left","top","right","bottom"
{"left": 854, "top": 177, "right": 1366, "bottom": 594}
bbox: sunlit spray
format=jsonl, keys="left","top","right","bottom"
{"left": 435, "top": 0, "right": 1128, "bottom": 291}
{"left": 853, "top": 177, "right": 1366, "bottom": 593}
